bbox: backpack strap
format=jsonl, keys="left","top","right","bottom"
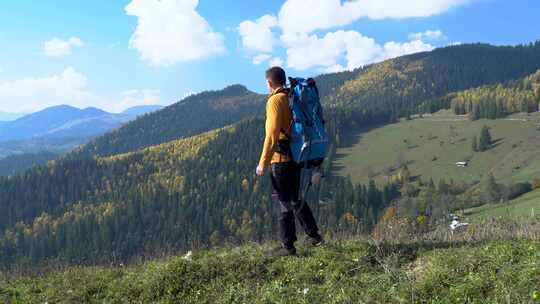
{"left": 306, "top": 78, "right": 325, "bottom": 125}
{"left": 288, "top": 77, "right": 299, "bottom": 98}
{"left": 306, "top": 78, "right": 319, "bottom": 98}
{"left": 276, "top": 128, "right": 291, "bottom": 157}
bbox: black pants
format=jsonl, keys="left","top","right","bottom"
{"left": 270, "top": 161, "right": 320, "bottom": 249}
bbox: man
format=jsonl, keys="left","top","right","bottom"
{"left": 256, "top": 66, "right": 323, "bottom": 257}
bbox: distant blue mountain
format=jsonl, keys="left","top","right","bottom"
{"left": 0, "top": 111, "right": 27, "bottom": 121}
{"left": 122, "top": 105, "right": 163, "bottom": 116}
{"left": 0, "top": 105, "right": 133, "bottom": 143}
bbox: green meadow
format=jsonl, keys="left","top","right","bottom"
{"left": 336, "top": 111, "right": 540, "bottom": 186}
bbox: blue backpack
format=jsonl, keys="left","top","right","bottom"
{"left": 285, "top": 77, "right": 330, "bottom": 166}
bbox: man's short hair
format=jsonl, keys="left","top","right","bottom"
{"left": 265, "top": 66, "right": 286, "bottom": 87}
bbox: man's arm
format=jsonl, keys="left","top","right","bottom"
{"left": 257, "top": 97, "right": 280, "bottom": 173}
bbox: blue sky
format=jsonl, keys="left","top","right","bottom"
{"left": 0, "top": 0, "right": 539, "bottom": 113}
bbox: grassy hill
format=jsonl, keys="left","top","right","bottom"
{"left": 336, "top": 110, "right": 540, "bottom": 185}
{"left": 465, "top": 188, "right": 540, "bottom": 222}
{"left": 77, "top": 84, "right": 265, "bottom": 157}
{"left": 2, "top": 239, "right": 539, "bottom": 303}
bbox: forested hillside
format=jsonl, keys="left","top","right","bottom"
{"left": 326, "top": 42, "right": 540, "bottom": 119}
{"left": 0, "top": 109, "right": 398, "bottom": 268}
{"left": 449, "top": 69, "right": 540, "bottom": 119}
{"left": 78, "top": 84, "right": 265, "bottom": 157}
{"left": 78, "top": 42, "right": 540, "bottom": 158}
{"left": 0, "top": 151, "right": 57, "bottom": 176}
{"left": 2, "top": 42, "right": 540, "bottom": 270}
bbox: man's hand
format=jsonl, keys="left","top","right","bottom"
{"left": 256, "top": 165, "right": 265, "bottom": 176}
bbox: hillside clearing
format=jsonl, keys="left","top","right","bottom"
{"left": 465, "top": 188, "right": 540, "bottom": 222}
{"left": 335, "top": 111, "right": 540, "bottom": 185}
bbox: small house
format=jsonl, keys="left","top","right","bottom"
{"left": 456, "top": 161, "right": 468, "bottom": 167}
{"left": 450, "top": 219, "right": 469, "bottom": 232}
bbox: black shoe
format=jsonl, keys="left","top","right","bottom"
{"left": 267, "top": 245, "right": 297, "bottom": 258}
{"left": 305, "top": 235, "right": 324, "bottom": 247}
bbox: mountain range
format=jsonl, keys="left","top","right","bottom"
{"left": 0, "top": 104, "right": 164, "bottom": 175}
{"left": 1, "top": 41, "right": 540, "bottom": 269}
{"left": 77, "top": 84, "right": 265, "bottom": 156}
{"left": 0, "top": 104, "right": 163, "bottom": 143}
{"left": 121, "top": 105, "right": 164, "bottom": 116}
{"left": 0, "top": 111, "right": 26, "bottom": 121}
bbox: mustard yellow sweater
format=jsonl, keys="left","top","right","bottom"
{"left": 258, "top": 88, "right": 292, "bottom": 168}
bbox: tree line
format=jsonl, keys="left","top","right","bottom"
{"left": 451, "top": 70, "right": 540, "bottom": 119}
{"left": 0, "top": 109, "right": 398, "bottom": 269}
{"left": 326, "top": 42, "right": 540, "bottom": 120}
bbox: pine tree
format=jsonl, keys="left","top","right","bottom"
{"left": 209, "top": 230, "right": 221, "bottom": 247}
{"left": 478, "top": 125, "right": 492, "bottom": 151}
{"left": 427, "top": 178, "right": 436, "bottom": 190}
{"left": 399, "top": 165, "right": 411, "bottom": 184}
{"left": 438, "top": 178, "right": 449, "bottom": 194}
{"left": 471, "top": 103, "right": 480, "bottom": 120}
{"left": 471, "top": 135, "right": 478, "bottom": 152}
{"left": 481, "top": 173, "right": 501, "bottom": 203}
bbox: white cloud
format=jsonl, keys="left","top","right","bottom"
{"left": 283, "top": 30, "right": 434, "bottom": 71}
{"left": 125, "top": 0, "right": 225, "bottom": 67}
{"left": 283, "top": 31, "right": 350, "bottom": 70}
{"left": 340, "top": 32, "right": 385, "bottom": 69}
{"left": 44, "top": 37, "right": 84, "bottom": 57}
{"left": 117, "top": 89, "right": 161, "bottom": 113}
{"left": 0, "top": 68, "right": 162, "bottom": 113}
{"left": 409, "top": 29, "right": 445, "bottom": 41}
{"left": 238, "top": 15, "right": 278, "bottom": 53}
{"left": 252, "top": 54, "right": 272, "bottom": 65}
{"left": 269, "top": 57, "right": 284, "bottom": 67}
{"left": 322, "top": 64, "right": 347, "bottom": 73}
{"left": 0, "top": 67, "right": 92, "bottom": 113}
{"left": 382, "top": 39, "right": 434, "bottom": 59}
{"left": 240, "top": 1, "right": 461, "bottom": 70}
{"left": 278, "top": 0, "right": 469, "bottom": 34}
{"left": 278, "top": 0, "right": 362, "bottom": 34}
{"left": 182, "top": 91, "right": 198, "bottom": 99}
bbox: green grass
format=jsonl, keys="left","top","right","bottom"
{"left": 1, "top": 240, "right": 539, "bottom": 303}
{"left": 336, "top": 111, "right": 540, "bottom": 185}
{"left": 465, "top": 188, "right": 540, "bottom": 222}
